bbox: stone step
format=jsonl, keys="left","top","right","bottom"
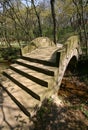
{"left": 25, "top": 46, "right": 59, "bottom": 62}
{"left": 16, "top": 59, "right": 58, "bottom": 76}
{"left": 22, "top": 46, "right": 61, "bottom": 67}
{"left": 22, "top": 56, "right": 57, "bottom": 67}
{"left": 0, "top": 83, "right": 30, "bottom": 129}
{"left": 0, "top": 76, "right": 40, "bottom": 117}
{"left": 3, "top": 71, "right": 39, "bottom": 100}
{"left": 0, "top": 83, "right": 31, "bottom": 118}
{"left": 0, "top": 46, "right": 61, "bottom": 119}
{"left": 3, "top": 69, "right": 49, "bottom": 101}
{"left": 9, "top": 64, "right": 56, "bottom": 87}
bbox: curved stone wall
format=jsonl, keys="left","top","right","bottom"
{"left": 21, "top": 37, "right": 55, "bottom": 55}
{"left": 55, "top": 35, "right": 82, "bottom": 91}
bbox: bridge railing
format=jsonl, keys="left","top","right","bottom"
{"left": 21, "top": 37, "right": 55, "bottom": 55}
{"left": 63, "top": 35, "right": 81, "bottom": 58}
{"left": 56, "top": 35, "right": 82, "bottom": 90}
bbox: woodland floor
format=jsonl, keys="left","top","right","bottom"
{"left": 32, "top": 74, "right": 88, "bottom": 130}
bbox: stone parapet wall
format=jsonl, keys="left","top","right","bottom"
{"left": 21, "top": 37, "right": 55, "bottom": 55}
{"left": 56, "top": 35, "right": 82, "bottom": 90}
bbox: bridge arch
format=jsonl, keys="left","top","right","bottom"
{"left": 56, "top": 36, "right": 81, "bottom": 91}
{"left": 64, "top": 55, "right": 78, "bottom": 75}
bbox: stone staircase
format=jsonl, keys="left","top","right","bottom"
{"left": 0, "top": 46, "right": 61, "bottom": 118}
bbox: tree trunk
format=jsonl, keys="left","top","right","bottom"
{"left": 72, "top": 0, "right": 88, "bottom": 56}
{"left": 31, "top": 0, "right": 42, "bottom": 36}
{"left": 3, "top": 1, "right": 12, "bottom": 48}
{"left": 80, "top": 1, "right": 88, "bottom": 55}
{"left": 50, "top": 0, "right": 57, "bottom": 44}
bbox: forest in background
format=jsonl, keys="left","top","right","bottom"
{"left": 0, "top": 0, "right": 87, "bottom": 55}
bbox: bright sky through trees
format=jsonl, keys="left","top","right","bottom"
{"left": 21, "top": 0, "right": 44, "bottom": 6}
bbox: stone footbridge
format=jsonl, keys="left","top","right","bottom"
{"left": 0, "top": 35, "right": 81, "bottom": 128}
